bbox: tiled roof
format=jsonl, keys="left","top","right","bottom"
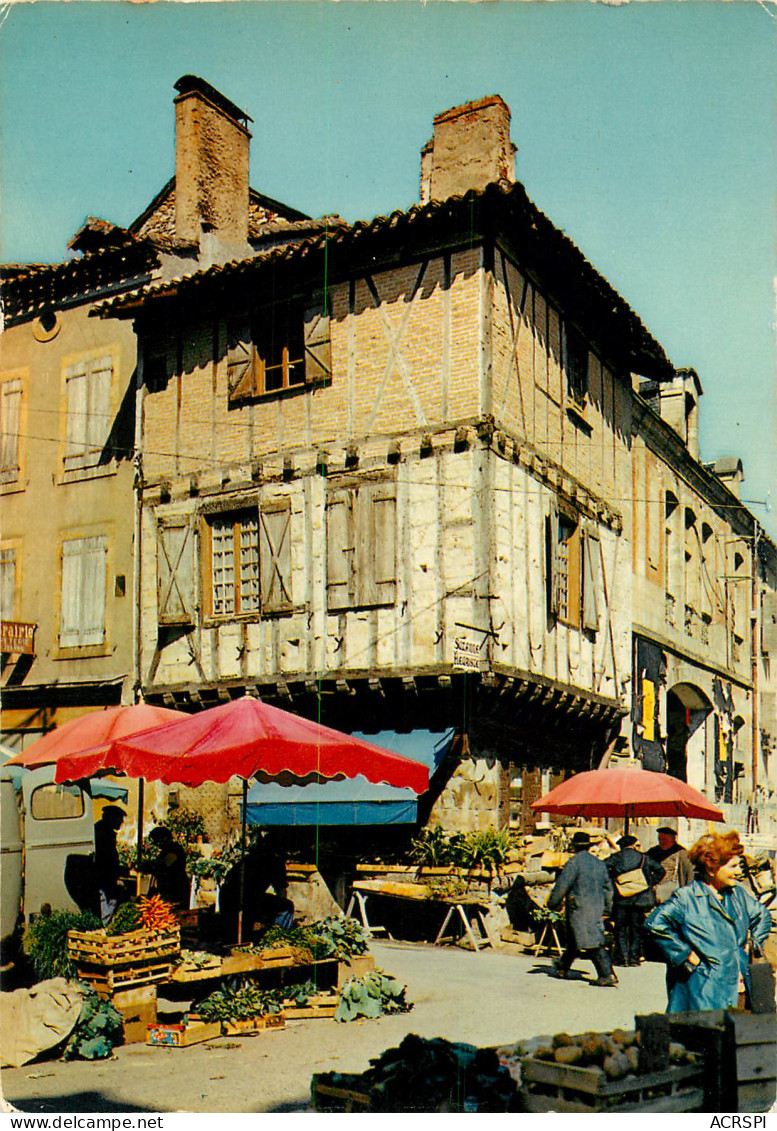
{"left": 94, "top": 179, "right": 674, "bottom": 380}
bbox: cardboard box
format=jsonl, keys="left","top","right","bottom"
{"left": 146, "top": 1021, "right": 221, "bottom": 1047}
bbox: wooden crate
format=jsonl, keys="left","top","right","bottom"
{"left": 76, "top": 956, "right": 176, "bottom": 994}
{"left": 146, "top": 1020, "right": 221, "bottom": 1047}
{"left": 337, "top": 954, "right": 375, "bottom": 988}
{"left": 68, "top": 927, "right": 180, "bottom": 965}
{"left": 311, "top": 1076, "right": 372, "bottom": 1113}
{"left": 283, "top": 994, "right": 339, "bottom": 1019}
{"left": 221, "top": 1013, "right": 286, "bottom": 1036}
{"left": 521, "top": 1058, "right": 705, "bottom": 1113}
{"left": 668, "top": 1009, "right": 777, "bottom": 1113}
{"left": 112, "top": 984, "right": 157, "bottom": 1044}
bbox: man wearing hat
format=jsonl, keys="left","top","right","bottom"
{"left": 546, "top": 831, "right": 618, "bottom": 987}
{"left": 607, "top": 834, "right": 665, "bottom": 966}
{"left": 648, "top": 826, "right": 693, "bottom": 904}
{"left": 93, "top": 805, "right": 128, "bottom": 923}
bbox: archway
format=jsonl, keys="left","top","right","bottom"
{"left": 666, "top": 683, "right": 713, "bottom": 787}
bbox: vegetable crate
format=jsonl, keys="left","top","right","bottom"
{"left": 283, "top": 994, "right": 339, "bottom": 1020}
{"left": 520, "top": 1059, "right": 705, "bottom": 1113}
{"left": 669, "top": 1009, "right": 777, "bottom": 1113}
{"left": 68, "top": 927, "right": 180, "bottom": 994}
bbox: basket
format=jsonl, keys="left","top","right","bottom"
{"left": 520, "top": 1058, "right": 705, "bottom": 1113}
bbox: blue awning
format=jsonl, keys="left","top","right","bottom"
{"left": 244, "top": 729, "right": 452, "bottom": 827}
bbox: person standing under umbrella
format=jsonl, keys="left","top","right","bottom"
{"left": 607, "top": 834, "right": 665, "bottom": 966}
{"left": 648, "top": 826, "right": 693, "bottom": 904}
{"left": 547, "top": 831, "right": 618, "bottom": 987}
{"left": 93, "top": 805, "right": 128, "bottom": 924}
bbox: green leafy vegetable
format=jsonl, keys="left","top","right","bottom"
{"left": 22, "top": 911, "right": 101, "bottom": 982}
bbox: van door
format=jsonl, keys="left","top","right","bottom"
{"left": 1, "top": 766, "right": 23, "bottom": 946}
{"left": 21, "top": 766, "right": 94, "bottom": 919}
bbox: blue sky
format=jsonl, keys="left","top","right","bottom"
{"left": 1, "top": 1, "right": 775, "bottom": 538}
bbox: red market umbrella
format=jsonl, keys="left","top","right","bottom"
{"left": 55, "top": 696, "right": 430, "bottom": 793}
{"left": 55, "top": 695, "right": 430, "bottom": 942}
{"left": 531, "top": 767, "right": 724, "bottom": 826}
{"left": 4, "top": 703, "right": 189, "bottom": 769}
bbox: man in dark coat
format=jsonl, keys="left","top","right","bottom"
{"left": 547, "top": 831, "right": 618, "bottom": 986}
{"left": 147, "top": 826, "right": 190, "bottom": 907}
{"left": 648, "top": 826, "right": 693, "bottom": 903}
{"left": 93, "top": 805, "right": 127, "bottom": 923}
{"left": 607, "top": 834, "right": 665, "bottom": 966}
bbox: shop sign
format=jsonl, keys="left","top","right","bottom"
{"left": 1, "top": 621, "right": 36, "bottom": 655}
{"left": 452, "top": 634, "right": 485, "bottom": 672}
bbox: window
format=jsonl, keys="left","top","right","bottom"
{"left": 664, "top": 492, "right": 681, "bottom": 621}
{"left": 64, "top": 356, "right": 113, "bottom": 472}
{"left": 0, "top": 546, "right": 16, "bottom": 622}
{"left": 210, "top": 512, "right": 260, "bottom": 617}
{"left": 59, "top": 535, "right": 107, "bottom": 647}
{"left": 157, "top": 517, "right": 196, "bottom": 626}
{"left": 203, "top": 502, "right": 293, "bottom": 621}
{"left": 546, "top": 508, "right": 599, "bottom": 631}
{"left": 30, "top": 782, "right": 84, "bottom": 820}
{"left": 227, "top": 297, "right": 331, "bottom": 403}
{"left": 0, "top": 378, "right": 22, "bottom": 484}
{"left": 326, "top": 480, "right": 396, "bottom": 610}
{"left": 565, "top": 326, "right": 588, "bottom": 406}
{"left": 557, "top": 514, "right": 581, "bottom": 626}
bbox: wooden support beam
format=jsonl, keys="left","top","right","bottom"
{"left": 402, "top": 675, "right": 418, "bottom": 696}
{"left": 368, "top": 677, "right": 385, "bottom": 698}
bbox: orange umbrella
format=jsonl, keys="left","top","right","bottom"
{"left": 4, "top": 703, "right": 189, "bottom": 769}
{"left": 531, "top": 767, "right": 724, "bottom": 825}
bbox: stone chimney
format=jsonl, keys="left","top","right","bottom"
{"left": 420, "top": 95, "right": 516, "bottom": 204}
{"left": 706, "top": 457, "right": 745, "bottom": 499}
{"left": 640, "top": 368, "right": 703, "bottom": 459}
{"left": 173, "top": 75, "right": 252, "bottom": 262}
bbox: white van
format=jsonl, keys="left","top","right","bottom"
{"left": 0, "top": 764, "right": 95, "bottom": 958}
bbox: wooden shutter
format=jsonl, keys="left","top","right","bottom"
{"left": 259, "top": 503, "right": 292, "bottom": 612}
{"left": 545, "top": 507, "right": 559, "bottom": 619}
{"left": 0, "top": 547, "right": 15, "bottom": 622}
{"left": 303, "top": 299, "right": 332, "bottom": 384}
{"left": 326, "top": 490, "right": 354, "bottom": 610}
{"left": 81, "top": 536, "right": 107, "bottom": 644}
{"left": 60, "top": 536, "right": 106, "bottom": 646}
{"left": 0, "top": 380, "right": 22, "bottom": 478}
{"left": 582, "top": 526, "right": 600, "bottom": 632}
{"left": 227, "top": 324, "right": 259, "bottom": 401}
{"left": 88, "top": 357, "right": 113, "bottom": 453}
{"left": 357, "top": 482, "right": 396, "bottom": 606}
{"left": 157, "top": 518, "right": 196, "bottom": 625}
{"left": 65, "top": 364, "right": 87, "bottom": 459}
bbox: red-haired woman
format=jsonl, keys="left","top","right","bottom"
{"left": 645, "top": 831, "right": 770, "bottom": 1012}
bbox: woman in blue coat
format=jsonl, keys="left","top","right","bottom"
{"left": 645, "top": 830, "right": 771, "bottom": 1013}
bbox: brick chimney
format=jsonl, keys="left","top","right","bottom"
{"left": 173, "top": 75, "right": 252, "bottom": 262}
{"left": 420, "top": 95, "right": 516, "bottom": 204}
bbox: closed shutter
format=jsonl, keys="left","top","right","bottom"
{"left": 0, "top": 548, "right": 16, "bottom": 622}
{"left": 763, "top": 591, "right": 777, "bottom": 654}
{"left": 357, "top": 482, "right": 396, "bottom": 606}
{"left": 326, "top": 491, "right": 354, "bottom": 610}
{"left": 545, "top": 507, "right": 559, "bottom": 619}
{"left": 259, "top": 503, "right": 292, "bottom": 612}
{"left": 303, "top": 299, "right": 332, "bottom": 384}
{"left": 65, "top": 364, "right": 87, "bottom": 460}
{"left": 81, "top": 536, "right": 107, "bottom": 644}
{"left": 157, "top": 519, "right": 196, "bottom": 625}
{"left": 0, "top": 380, "right": 22, "bottom": 478}
{"left": 88, "top": 358, "right": 113, "bottom": 453}
{"left": 227, "top": 324, "right": 259, "bottom": 401}
{"left": 60, "top": 536, "right": 107, "bottom": 646}
{"left": 582, "top": 526, "right": 600, "bottom": 632}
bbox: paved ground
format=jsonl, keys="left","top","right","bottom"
{"left": 1, "top": 942, "right": 668, "bottom": 1114}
